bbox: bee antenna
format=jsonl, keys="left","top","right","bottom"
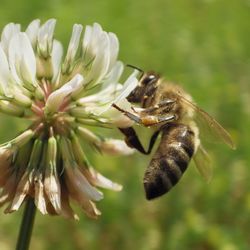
{"left": 126, "top": 64, "right": 144, "bottom": 79}
{"left": 126, "top": 64, "right": 144, "bottom": 73}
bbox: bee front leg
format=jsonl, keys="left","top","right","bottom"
{"left": 131, "top": 99, "right": 175, "bottom": 115}
{"left": 112, "top": 103, "right": 176, "bottom": 127}
{"left": 141, "top": 99, "right": 176, "bottom": 115}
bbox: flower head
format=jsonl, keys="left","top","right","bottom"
{"left": 0, "top": 19, "right": 138, "bottom": 219}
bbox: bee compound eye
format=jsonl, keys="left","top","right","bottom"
{"left": 142, "top": 74, "right": 158, "bottom": 85}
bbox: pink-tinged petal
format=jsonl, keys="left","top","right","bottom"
{"left": 83, "top": 167, "right": 122, "bottom": 192}
{"left": 34, "top": 173, "right": 47, "bottom": 215}
{"left": 69, "top": 187, "right": 101, "bottom": 219}
{"left": 65, "top": 165, "right": 103, "bottom": 202}
{"left": 40, "top": 190, "right": 58, "bottom": 216}
{"left": 0, "top": 173, "right": 17, "bottom": 207}
{"left": 0, "top": 164, "right": 12, "bottom": 187}
{"left": 44, "top": 169, "right": 61, "bottom": 213}
{"left": 9, "top": 172, "right": 31, "bottom": 212}
{"left": 84, "top": 201, "right": 101, "bottom": 219}
{"left": 0, "top": 147, "right": 12, "bottom": 167}
{"left": 61, "top": 185, "right": 79, "bottom": 220}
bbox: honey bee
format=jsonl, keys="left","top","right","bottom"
{"left": 112, "top": 69, "right": 235, "bottom": 200}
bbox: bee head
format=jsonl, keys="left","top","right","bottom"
{"left": 127, "top": 71, "right": 160, "bottom": 103}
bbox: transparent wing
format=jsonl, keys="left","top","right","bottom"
{"left": 179, "top": 95, "right": 235, "bottom": 149}
{"left": 193, "top": 144, "right": 213, "bottom": 183}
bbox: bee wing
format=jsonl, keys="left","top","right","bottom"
{"left": 179, "top": 95, "right": 235, "bottom": 149}
{"left": 193, "top": 144, "right": 213, "bottom": 183}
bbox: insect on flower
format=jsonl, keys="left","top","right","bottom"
{"left": 0, "top": 19, "right": 138, "bottom": 219}
{"left": 112, "top": 69, "right": 235, "bottom": 200}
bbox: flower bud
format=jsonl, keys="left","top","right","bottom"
{"left": 0, "top": 101, "right": 25, "bottom": 117}
{"left": 76, "top": 126, "right": 101, "bottom": 144}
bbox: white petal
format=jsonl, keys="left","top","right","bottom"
{"left": 84, "top": 32, "right": 110, "bottom": 84}
{"left": 1, "top": 23, "right": 20, "bottom": 55}
{"left": 82, "top": 23, "right": 113, "bottom": 84}
{"left": 45, "top": 74, "right": 84, "bottom": 114}
{"left": 51, "top": 40, "right": 63, "bottom": 84}
{"left": 112, "top": 70, "right": 139, "bottom": 104}
{"left": 77, "top": 83, "right": 122, "bottom": 105}
{"left": 37, "top": 19, "right": 56, "bottom": 57}
{"left": 19, "top": 33, "right": 37, "bottom": 84}
{"left": 85, "top": 23, "right": 103, "bottom": 54}
{"left": 101, "top": 61, "right": 124, "bottom": 88}
{"left": 0, "top": 44, "right": 12, "bottom": 97}
{"left": 97, "top": 71, "right": 139, "bottom": 115}
{"left": 8, "top": 32, "right": 37, "bottom": 87}
{"left": 63, "top": 24, "right": 83, "bottom": 70}
{"left": 25, "top": 19, "right": 40, "bottom": 48}
{"left": 89, "top": 167, "right": 122, "bottom": 191}
{"left": 97, "top": 139, "right": 135, "bottom": 156}
{"left": 107, "top": 32, "right": 119, "bottom": 73}
{"left": 82, "top": 25, "right": 92, "bottom": 49}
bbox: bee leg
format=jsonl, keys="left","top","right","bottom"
{"left": 140, "top": 114, "right": 176, "bottom": 126}
{"left": 119, "top": 127, "right": 148, "bottom": 154}
{"left": 141, "top": 99, "right": 176, "bottom": 115}
{"left": 112, "top": 103, "right": 176, "bottom": 126}
{"left": 131, "top": 99, "right": 175, "bottom": 115}
{"left": 157, "top": 114, "right": 177, "bottom": 123}
{"left": 147, "top": 130, "right": 160, "bottom": 154}
{"left": 112, "top": 103, "right": 143, "bottom": 124}
{"left": 119, "top": 127, "right": 160, "bottom": 155}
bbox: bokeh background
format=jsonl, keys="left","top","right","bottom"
{"left": 0, "top": 0, "right": 249, "bottom": 249}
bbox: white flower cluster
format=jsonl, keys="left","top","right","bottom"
{"left": 0, "top": 19, "right": 138, "bottom": 219}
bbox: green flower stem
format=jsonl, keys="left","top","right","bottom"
{"left": 16, "top": 198, "right": 36, "bottom": 250}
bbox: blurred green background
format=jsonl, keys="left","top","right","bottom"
{"left": 0, "top": 0, "right": 249, "bottom": 249}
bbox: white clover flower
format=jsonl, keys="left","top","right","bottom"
{"left": 0, "top": 19, "right": 138, "bottom": 219}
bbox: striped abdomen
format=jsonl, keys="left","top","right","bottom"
{"left": 143, "top": 123, "right": 195, "bottom": 200}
